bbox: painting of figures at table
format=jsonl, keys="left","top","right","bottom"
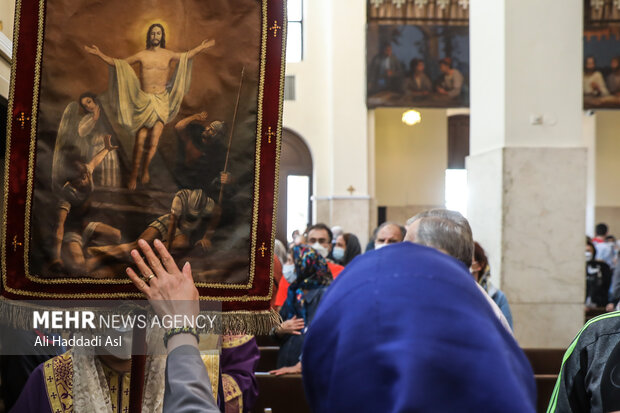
{"left": 28, "top": 0, "right": 261, "bottom": 284}
{"left": 367, "top": 23, "right": 469, "bottom": 108}
{"left": 584, "top": 27, "right": 620, "bottom": 109}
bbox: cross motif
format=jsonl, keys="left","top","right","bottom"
{"left": 16, "top": 112, "right": 30, "bottom": 129}
{"left": 269, "top": 20, "right": 282, "bottom": 37}
{"left": 55, "top": 410, "right": 61, "bottom": 413}
{"left": 124, "top": 388, "right": 130, "bottom": 396}
{"left": 51, "top": 392, "right": 57, "bottom": 399}
{"left": 123, "top": 407, "right": 129, "bottom": 413}
{"left": 12, "top": 236, "right": 23, "bottom": 252}
{"left": 111, "top": 404, "right": 115, "bottom": 411}
{"left": 437, "top": 0, "right": 451, "bottom": 9}
{"left": 47, "top": 376, "right": 53, "bottom": 382}
{"left": 347, "top": 185, "right": 355, "bottom": 195}
{"left": 264, "top": 126, "right": 276, "bottom": 144}
{"left": 592, "top": 0, "right": 605, "bottom": 9}
{"left": 458, "top": 0, "right": 469, "bottom": 8}
{"left": 392, "top": 0, "right": 407, "bottom": 7}
{"left": 414, "top": 0, "right": 429, "bottom": 7}
{"left": 110, "top": 385, "right": 116, "bottom": 392}
{"left": 370, "top": 0, "right": 385, "bottom": 7}
{"left": 258, "top": 242, "right": 267, "bottom": 258}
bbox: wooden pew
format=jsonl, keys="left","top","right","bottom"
{"left": 523, "top": 348, "right": 564, "bottom": 375}
{"left": 535, "top": 374, "right": 557, "bottom": 413}
{"left": 257, "top": 346, "right": 279, "bottom": 372}
{"left": 252, "top": 373, "right": 310, "bottom": 413}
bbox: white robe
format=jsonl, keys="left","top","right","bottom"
{"left": 111, "top": 53, "right": 193, "bottom": 134}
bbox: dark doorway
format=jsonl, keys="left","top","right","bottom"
{"left": 447, "top": 114, "right": 470, "bottom": 169}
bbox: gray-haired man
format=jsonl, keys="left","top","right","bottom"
{"left": 405, "top": 209, "right": 512, "bottom": 332}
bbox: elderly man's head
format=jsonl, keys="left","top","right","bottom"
{"left": 404, "top": 209, "right": 474, "bottom": 268}
{"left": 375, "top": 222, "right": 405, "bottom": 249}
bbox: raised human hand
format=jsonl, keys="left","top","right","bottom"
{"left": 201, "top": 39, "right": 215, "bottom": 52}
{"left": 196, "top": 111, "right": 208, "bottom": 121}
{"left": 103, "top": 135, "right": 118, "bottom": 151}
{"left": 84, "top": 45, "right": 101, "bottom": 56}
{"left": 126, "top": 239, "right": 199, "bottom": 321}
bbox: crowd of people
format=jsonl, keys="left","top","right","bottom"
{"left": 7, "top": 211, "right": 620, "bottom": 412}
{"left": 585, "top": 222, "right": 620, "bottom": 312}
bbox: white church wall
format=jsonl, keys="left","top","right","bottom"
{"left": 375, "top": 108, "right": 447, "bottom": 226}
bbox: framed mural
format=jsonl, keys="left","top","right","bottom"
{"left": 2, "top": 0, "right": 286, "bottom": 331}
{"left": 584, "top": 0, "right": 620, "bottom": 109}
{"left": 366, "top": 0, "right": 470, "bottom": 109}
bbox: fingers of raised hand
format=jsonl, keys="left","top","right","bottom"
{"left": 126, "top": 267, "right": 151, "bottom": 297}
{"left": 137, "top": 239, "right": 167, "bottom": 277}
{"left": 153, "top": 239, "right": 179, "bottom": 275}
{"left": 130, "top": 248, "right": 160, "bottom": 287}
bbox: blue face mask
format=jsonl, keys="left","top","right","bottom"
{"left": 283, "top": 264, "right": 297, "bottom": 283}
{"left": 333, "top": 247, "right": 345, "bottom": 261}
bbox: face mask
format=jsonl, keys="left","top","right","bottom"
{"left": 311, "top": 242, "right": 329, "bottom": 258}
{"left": 585, "top": 251, "right": 593, "bottom": 262}
{"left": 333, "top": 247, "right": 345, "bottom": 261}
{"left": 375, "top": 242, "right": 388, "bottom": 250}
{"left": 283, "top": 264, "right": 297, "bottom": 283}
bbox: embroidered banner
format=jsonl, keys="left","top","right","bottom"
{"left": 2, "top": 0, "right": 285, "bottom": 332}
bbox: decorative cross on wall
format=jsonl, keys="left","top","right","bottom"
{"left": 347, "top": 185, "right": 355, "bottom": 195}
{"left": 16, "top": 112, "right": 30, "bottom": 129}
{"left": 269, "top": 20, "right": 282, "bottom": 37}
{"left": 258, "top": 242, "right": 267, "bottom": 257}
{"left": 370, "top": 0, "right": 385, "bottom": 7}
{"left": 392, "top": 0, "right": 407, "bottom": 8}
{"left": 264, "top": 126, "right": 276, "bottom": 144}
{"left": 12, "top": 235, "right": 23, "bottom": 252}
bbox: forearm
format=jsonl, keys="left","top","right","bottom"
{"left": 94, "top": 51, "right": 115, "bottom": 66}
{"left": 53, "top": 213, "right": 66, "bottom": 260}
{"left": 175, "top": 114, "right": 201, "bottom": 132}
{"left": 87, "top": 148, "right": 110, "bottom": 170}
{"left": 166, "top": 215, "right": 178, "bottom": 249}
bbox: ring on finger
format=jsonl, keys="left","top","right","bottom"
{"left": 145, "top": 274, "right": 156, "bottom": 283}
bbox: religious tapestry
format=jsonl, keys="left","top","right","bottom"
{"left": 1, "top": 0, "right": 286, "bottom": 332}
{"left": 584, "top": 0, "right": 620, "bottom": 109}
{"left": 366, "top": 0, "right": 469, "bottom": 109}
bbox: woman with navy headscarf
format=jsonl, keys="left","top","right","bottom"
{"left": 269, "top": 245, "right": 332, "bottom": 375}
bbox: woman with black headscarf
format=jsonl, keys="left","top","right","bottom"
{"left": 269, "top": 245, "right": 332, "bottom": 374}
{"left": 333, "top": 233, "right": 362, "bottom": 266}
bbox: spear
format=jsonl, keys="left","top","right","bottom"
{"left": 219, "top": 66, "right": 245, "bottom": 206}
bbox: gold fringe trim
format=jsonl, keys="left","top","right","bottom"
{"left": 218, "top": 309, "right": 281, "bottom": 335}
{"left": 0, "top": 298, "right": 281, "bottom": 336}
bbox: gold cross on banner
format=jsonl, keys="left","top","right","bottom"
{"left": 347, "top": 185, "right": 355, "bottom": 195}
{"left": 16, "top": 112, "right": 30, "bottom": 129}
{"left": 12, "top": 235, "right": 23, "bottom": 252}
{"left": 258, "top": 242, "right": 267, "bottom": 257}
{"left": 269, "top": 20, "right": 282, "bottom": 37}
{"left": 264, "top": 126, "right": 276, "bottom": 144}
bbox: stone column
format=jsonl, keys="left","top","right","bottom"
{"left": 315, "top": 0, "right": 371, "bottom": 246}
{"left": 468, "top": 0, "right": 586, "bottom": 347}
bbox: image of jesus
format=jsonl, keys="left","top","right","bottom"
{"left": 84, "top": 23, "right": 214, "bottom": 189}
